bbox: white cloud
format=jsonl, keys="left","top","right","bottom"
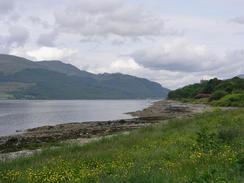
{"left": 110, "top": 58, "right": 141, "bottom": 71}
{"left": 88, "top": 58, "right": 141, "bottom": 74}
{"left": 25, "top": 47, "right": 77, "bottom": 61}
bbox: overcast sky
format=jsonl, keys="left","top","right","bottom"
{"left": 0, "top": 0, "right": 243, "bottom": 89}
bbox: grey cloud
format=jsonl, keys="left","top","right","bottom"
{"left": 0, "top": 0, "right": 15, "bottom": 15}
{"left": 130, "top": 48, "right": 244, "bottom": 89}
{"left": 0, "top": 26, "right": 29, "bottom": 51}
{"left": 132, "top": 47, "right": 218, "bottom": 73}
{"left": 202, "top": 50, "right": 244, "bottom": 78}
{"left": 8, "top": 13, "right": 21, "bottom": 22}
{"left": 54, "top": 0, "right": 174, "bottom": 39}
{"left": 37, "top": 31, "right": 58, "bottom": 46}
{"left": 230, "top": 16, "right": 244, "bottom": 24}
{"left": 234, "top": 32, "right": 244, "bottom": 36}
{"left": 29, "top": 16, "right": 50, "bottom": 28}
{"left": 132, "top": 44, "right": 244, "bottom": 75}
{"left": 7, "top": 26, "right": 29, "bottom": 46}
{"left": 228, "top": 49, "right": 244, "bottom": 60}
{"left": 133, "top": 52, "right": 215, "bottom": 72}
{"left": 29, "top": 16, "right": 42, "bottom": 24}
{"left": 71, "top": 0, "right": 122, "bottom": 14}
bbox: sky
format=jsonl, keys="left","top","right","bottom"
{"left": 0, "top": 0, "right": 243, "bottom": 89}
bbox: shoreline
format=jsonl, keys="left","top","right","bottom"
{"left": 0, "top": 100, "right": 211, "bottom": 154}
{"left": 0, "top": 99, "right": 154, "bottom": 137}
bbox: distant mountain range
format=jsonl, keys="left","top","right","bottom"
{"left": 0, "top": 54, "right": 169, "bottom": 99}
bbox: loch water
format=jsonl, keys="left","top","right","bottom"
{"left": 0, "top": 100, "right": 154, "bottom": 136}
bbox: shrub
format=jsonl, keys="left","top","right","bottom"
{"left": 195, "top": 128, "right": 221, "bottom": 152}
{"left": 236, "top": 152, "right": 244, "bottom": 173}
{"left": 212, "top": 93, "right": 244, "bottom": 107}
{"left": 210, "top": 90, "right": 228, "bottom": 101}
{"left": 218, "top": 128, "right": 240, "bottom": 143}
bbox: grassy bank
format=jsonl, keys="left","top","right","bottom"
{"left": 0, "top": 109, "right": 243, "bottom": 183}
{"left": 177, "top": 94, "right": 244, "bottom": 107}
{"left": 168, "top": 77, "right": 244, "bottom": 107}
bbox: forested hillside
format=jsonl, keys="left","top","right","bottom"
{"left": 0, "top": 54, "right": 169, "bottom": 99}
{"left": 168, "top": 77, "right": 244, "bottom": 107}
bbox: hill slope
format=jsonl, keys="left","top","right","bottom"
{"left": 0, "top": 54, "right": 40, "bottom": 74}
{"left": 0, "top": 54, "right": 94, "bottom": 77}
{"left": 168, "top": 77, "right": 244, "bottom": 106}
{"left": 0, "top": 54, "right": 169, "bottom": 99}
{"left": 37, "top": 60, "right": 94, "bottom": 78}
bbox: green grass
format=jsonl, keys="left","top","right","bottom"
{"left": 174, "top": 93, "right": 244, "bottom": 107}
{"left": 0, "top": 109, "right": 244, "bottom": 183}
{"left": 212, "top": 93, "right": 244, "bottom": 107}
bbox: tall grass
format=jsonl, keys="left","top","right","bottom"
{"left": 0, "top": 109, "right": 243, "bottom": 183}
{"left": 212, "top": 93, "right": 244, "bottom": 107}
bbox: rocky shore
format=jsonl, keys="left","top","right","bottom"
{"left": 128, "top": 100, "right": 211, "bottom": 118}
{"left": 0, "top": 100, "right": 211, "bottom": 155}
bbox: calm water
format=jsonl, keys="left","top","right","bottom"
{"left": 0, "top": 100, "right": 154, "bottom": 136}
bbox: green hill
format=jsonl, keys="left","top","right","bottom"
{"left": 168, "top": 77, "right": 244, "bottom": 107}
{"left": 0, "top": 54, "right": 169, "bottom": 99}
{"left": 37, "top": 60, "right": 95, "bottom": 78}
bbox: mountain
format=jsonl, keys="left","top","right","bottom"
{"left": 0, "top": 54, "right": 93, "bottom": 77}
{"left": 0, "top": 54, "right": 40, "bottom": 74}
{"left": 37, "top": 60, "right": 94, "bottom": 78}
{"left": 0, "top": 54, "right": 169, "bottom": 99}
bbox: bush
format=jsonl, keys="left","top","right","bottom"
{"left": 168, "top": 77, "right": 244, "bottom": 108}
{"left": 236, "top": 152, "right": 244, "bottom": 173}
{"left": 212, "top": 93, "right": 244, "bottom": 107}
{"left": 218, "top": 128, "right": 240, "bottom": 143}
{"left": 195, "top": 128, "right": 221, "bottom": 152}
{"left": 210, "top": 90, "right": 228, "bottom": 101}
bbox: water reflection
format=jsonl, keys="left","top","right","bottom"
{"left": 0, "top": 100, "right": 153, "bottom": 136}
